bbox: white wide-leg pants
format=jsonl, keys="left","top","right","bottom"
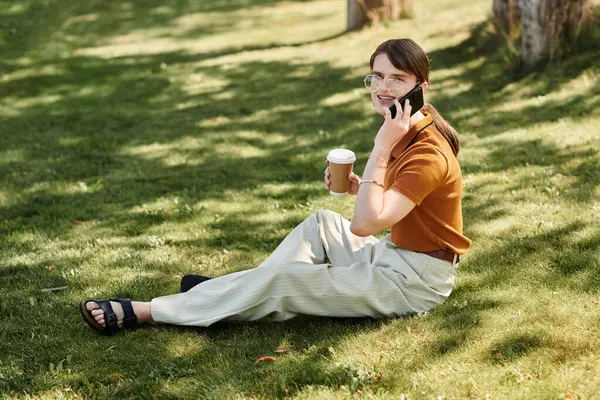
{"left": 151, "top": 210, "right": 457, "bottom": 326}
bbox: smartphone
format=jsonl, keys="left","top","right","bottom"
{"left": 389, "top": 85, "right": 424, "bottom": 119}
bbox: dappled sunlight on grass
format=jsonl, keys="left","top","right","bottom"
{"left": 120, "top": 137, "right": 208, "bottom": 166}
{"left": 214, "top": 142, "right": 268, "bottom": 158}
{"left": 180, "top": 73, "right": 230, "bottom": 96}
{"left": 71, "top": 0, "right": 344, "bottom": 59}
{"left": 0, "top": 148, "right": 25, "bottom": 164}
{"left": 319, "top": 88, "right": 363, "bottom": 107}
{"left": 1, "top": 0, "right": 600, "bottom": 397}
{"left": 24, "top": 179, "right": 98, "bottom": 196}
{"left": 2, "top": 93, "right": 62, "bottom": 112}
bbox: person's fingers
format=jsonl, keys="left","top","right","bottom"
{"left": 393, "top": 99, "right": 402, "bottom": 120}
{"left": 383, "top": 105, "right": 392, "bottom": 120}
{"left": 349, "top": 180, "right": 360, "bottom": 195}
{"left": 402, "top": 99, "right": 412, "bottom": 124}
{"left": 348, "top": 173, "right": 360, "bottom": 195}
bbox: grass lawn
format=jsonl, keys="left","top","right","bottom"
{"left": 1, "top": 0, "right": 599, "bottom": 398}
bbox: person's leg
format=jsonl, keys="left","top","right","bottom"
{"left": 83, "top": 211, "right": 456, "bottom": 330}
{"left": 151, "top": 260, "right": 410, "bottom": 327}
{"left": 258, "top": 209, "right": 378, "bottom": 268}
{"left": 85, "top": 240, "right": 456, "bottom": 330}
{"left": 150, "top": 236, "right": 456, "bottom": 327}
{"left": 180, "top": 210, "right": 377, "bottom": 293}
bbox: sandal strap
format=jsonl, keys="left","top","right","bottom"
{"left": 112, "top": 298, "right": 137, "bottom": 329}
{"left": 96, "top": 300, "right": 118, "bottom": 335}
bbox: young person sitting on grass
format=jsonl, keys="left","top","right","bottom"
{"left": 80, "top": 38, "right": 471, "bottom": 335}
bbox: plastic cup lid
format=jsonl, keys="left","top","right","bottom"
{"left": 327, "top": 148, "right": 356, "bottom": 164}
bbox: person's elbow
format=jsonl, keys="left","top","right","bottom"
{"left": 350, "top": 221, "right": 378, "bottom": 237}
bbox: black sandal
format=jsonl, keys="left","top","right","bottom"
{"left": 180, "top": 275, "right": 212, "bottom": 293}
{"left": 80, "top": 298, "right": 137, "bottom": 335}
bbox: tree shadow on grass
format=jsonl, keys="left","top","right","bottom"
{"left": 0, "top": 0, "right": 331, "bottom": 64}
{"left": 0, "top": 53, "right": 361, "bottom": 236}
{"left": 462, "top": 134, "right": 600, "bottom": 203}
{"left": 0, "top": 44, "right": 376, "bottom": 396}
{"left": 425, "top": 298, "right": 501, "bottom": 358}
{"left": 6, "top": 292, "right": 393, "bottom": 398}
{"left": 396, "top": 219, "right": 599, "bottom": 370}
{"left": 3, "top": 43, "right": 594, "bottom": 238}
{"left": 1, "top": 3, "right": 599, "bottom": 398}
{"left": 489, "top": 333, "right": 545, "bottom": 363}
{"left": 425, "top": 18, "right": 600, "bottom": 140}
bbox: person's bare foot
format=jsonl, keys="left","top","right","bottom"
{"left": 85, "top": 300, "right": 152, "bottom": 328}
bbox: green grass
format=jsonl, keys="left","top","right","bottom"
{"left": 1, "top": 0, "right": 599, "bottom": 398}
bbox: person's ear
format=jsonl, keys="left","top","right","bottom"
{"left": 420, "top": 81, "right": 429, "bottom": 94}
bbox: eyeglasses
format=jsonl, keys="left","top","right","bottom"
{"left": 363, "top": 74, "right": 411, "bottom": 92}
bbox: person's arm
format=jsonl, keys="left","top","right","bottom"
{"left": 349, "top": 148, "right": 416, "bottom": 237}
{"left": 350, "top": 99, "right": 416, "bottom": 237}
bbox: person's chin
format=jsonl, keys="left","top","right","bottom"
{"left": 374, "top": 105, "right": 387, "bottom": 116}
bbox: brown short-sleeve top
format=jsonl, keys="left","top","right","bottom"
{"left": 384, "top": 113, "right": 471, "bottom": 255}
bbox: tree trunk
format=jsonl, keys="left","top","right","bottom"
{"left": 518, "top": 0, "right": 587, "bottom": 68}
{"left": 347, "top": 0, "right": 369, "bottom": 31}
{"left": 519, "top": 0, "right": 547, "bottom": 68}
{"left": 492, "top": 0, "right": 521, "bottom": 35}
{"left": 399, "top": 0, "right": 414, "bottom": 19}
{"left": 346, "top": 0, "right": 414, "bottom": 31}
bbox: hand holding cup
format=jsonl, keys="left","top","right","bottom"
{"left": 324, "top": 164, "right": 360, "bottom": 195}
{"left": 325, "top": 149, "right": 357, "bottom": 196}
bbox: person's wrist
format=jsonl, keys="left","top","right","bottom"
{"left": 371, "top": 145, "right": 391, "bottom": 160}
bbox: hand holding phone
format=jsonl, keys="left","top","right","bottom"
{"left": 389, "top": 84, "right": 424, "bottom": 119}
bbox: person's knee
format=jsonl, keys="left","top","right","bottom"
{"left": 261, "top": 262, "right": 298, "bottom": 283}
{"left": 314, "top": 209, "right": 339, "bottom": 224}
{"left": 300, "top": 210, "right": 342, "bottom": 240}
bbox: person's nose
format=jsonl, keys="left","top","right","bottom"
{"left": 378, "top": 80, "right": 392, "bottom": 93}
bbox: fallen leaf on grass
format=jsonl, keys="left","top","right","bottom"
{"left": 3, "top": 224, "right": 8, "bottom": 232}
{"left": 274, "top": 348, "right": 289, "bottom": 355}
{"left": 564, "top": 393, "right": 575, "bottom": 400}
{"left": 252, "top": 356, "right": 276, "bottom": 366}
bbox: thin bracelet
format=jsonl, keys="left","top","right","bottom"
{"left": 360, "top": 179, "right": 384, "bottom": 188}
{"left": 368, "top": 155, "right": 388, "bottom": 168}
